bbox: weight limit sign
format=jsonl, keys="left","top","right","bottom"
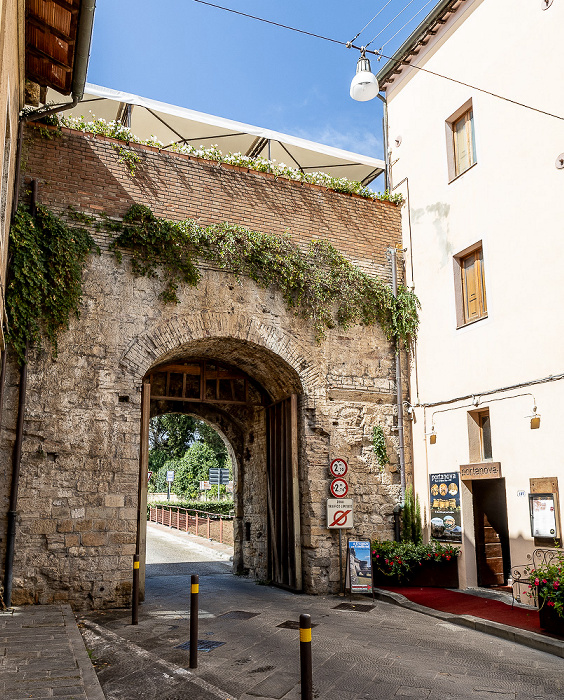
{"left": 327, "top": 499, "right": 353, "bottom": 529}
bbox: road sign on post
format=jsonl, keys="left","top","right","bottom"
{"left": 166, "top": 470, "right": 175, "bottom": 483}
{"left": 209, "top": 468, "right": 230, "bottom": 485}
{"left": 327, "top": 499, "right": 353, "bottom": 529}
{"left": 330, "top": 459, "right": 348, "bottom": 478}
{"left": 330, "top": 478, "right": 349, "bottom": 498}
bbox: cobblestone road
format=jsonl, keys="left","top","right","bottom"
{"left": 80, "top": 524, "right": 564, "bottom": 700}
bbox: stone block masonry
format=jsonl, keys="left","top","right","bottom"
{"left": 0, "top": 127, "right": 410, "bottom": 609}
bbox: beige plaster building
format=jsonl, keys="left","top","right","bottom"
{"left": 377, "top": 0, "right": 564, "bottom": 589}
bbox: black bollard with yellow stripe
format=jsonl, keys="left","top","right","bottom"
{"left": 132, "top": 554, "right": 140, "bottom": 625}
{"left": 299, "top": 613, "right": 313, "bottom": 700}
{"left": 190, "top": 574, "right": 199, "bottom": 669}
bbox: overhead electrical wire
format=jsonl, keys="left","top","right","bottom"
{"left": 379, "top": 0, "right": 436, "bottom": 50}
{"left": 191, "top": 0, "right": 564, "bottom": 122}
{"left": 192, "top": 0, "right": 344, "bottom": 45}
{"left": 348, "top": 0, "right": 393, "bottom": 45}
{"left": 365, "top": 0, "right": 419, "bottom": 48}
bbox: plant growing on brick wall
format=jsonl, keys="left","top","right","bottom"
{"left": 6, "top": 205, "right": 98, "bottom": 361}
{"left": 108, "top": 204, "right": 420, "bottom": 343}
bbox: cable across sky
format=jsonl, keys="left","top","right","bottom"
{"left": 191, "top": 0, "right": 564, "bottom": 123}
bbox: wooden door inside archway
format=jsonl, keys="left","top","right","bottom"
{"left": 267, "top": 395, "right": 302, "bottom": 591}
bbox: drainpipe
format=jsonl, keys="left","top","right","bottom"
{"left": 3, "top": 0, "right": 96, "bottom": 607}
{"left": 376, "top": 94, "right": 391, "bottom": 192}
{"left": 389, "top": 247, "right": 406, "bottom": 503}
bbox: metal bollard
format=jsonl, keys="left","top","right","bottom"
{"left": 132, "top": 554, "right": 140, "bottom": 625}
{"left": 190, "top": 574, "right": 199, "bottom": 669}
{"left": 299, "top": 614, "right": 313, "bottom": 700}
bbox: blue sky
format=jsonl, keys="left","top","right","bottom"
{"left": 87, "top": 1, "right": 436, "bottom": 162}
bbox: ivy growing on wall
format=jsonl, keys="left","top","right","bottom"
{"left": 372, "top": 426, "right": 389, "bottom": 470}
{"left": 108, "top": 204, "right": 420, "bottom": 343}
{"left": 5, "top": 201, "right": 419, "bottom": 361}
{"left": 6, "top": 205, "right": 98, "bottom": 361}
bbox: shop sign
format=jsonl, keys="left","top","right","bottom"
{"left": 460, "top": 462, "right": 501, "bottom": 480}
{"left": 430, "top": 472, "right": 462, "bottom": 543}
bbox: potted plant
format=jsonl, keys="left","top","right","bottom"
{"left": 372, "top": 540, "right": 460, "bottom": 588}
{"left": 526, "top": 549, "right": 564, "bottom": 634}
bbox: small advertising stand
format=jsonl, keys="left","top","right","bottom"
{"left": 345, "top": 538, "right": 374, "bottom": 601}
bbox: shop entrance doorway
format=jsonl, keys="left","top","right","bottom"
{"left": 472, "top": 478, "right": 510, "bottom": 586}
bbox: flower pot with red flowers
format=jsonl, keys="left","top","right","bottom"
{"left": 526, "top": 549, "right": 564, "bottom": 635}
{"left": 372, "top": 540, "right": 460, "bottom": 588}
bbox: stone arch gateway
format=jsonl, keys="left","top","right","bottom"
{"left": 140, "top": 346, "right": 306, "bottom": 594}
{"left": 0, "top": 126, "right": 409, "bottom": 609}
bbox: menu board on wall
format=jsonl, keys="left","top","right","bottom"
{"left": 429, "top": 472, "right": 462, "bottom": 542}
{"left": 529, "top": 493, "right": 559, "bottom": 539}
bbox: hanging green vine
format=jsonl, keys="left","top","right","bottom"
{"left": 372, "top": 426, "right": 389, "bottom": 470}
{"left": 108, "top": 204, "right": 420, "bottom": 343}
{"left": 6, "top": 205, "right": 98, "bottom": 361}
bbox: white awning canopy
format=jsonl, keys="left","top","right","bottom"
{"left": 46, "top": 83, "right": 385, "bottom": 186}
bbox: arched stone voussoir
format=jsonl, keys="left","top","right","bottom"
{"left": 119, "top": 311, "right": 324, "bottom": 401}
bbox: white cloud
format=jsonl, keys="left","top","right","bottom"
{"left": 291, "top": 125, "right": 383, "bottom": 157}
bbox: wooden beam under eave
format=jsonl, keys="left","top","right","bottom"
{"left": 26, "top": 44, "right": 73, "bottom": 71}
{"left": 26, "top": 14, "right": 75, "bottom": 44}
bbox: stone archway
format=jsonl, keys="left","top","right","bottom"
{"left": 137, "top": 342, "right": 305, "bottom": 595}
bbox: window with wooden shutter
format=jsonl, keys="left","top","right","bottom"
{"left": 461, "top": 248, "right": 486, "bottom": 323}
{"left": 454, "top": 243, "right": 488, "bottom": 328}
{"left": 453, "top": 110, "right": 476, "bottom": 176}
{"left": 446, "top": 101, "right": 477, "bottom": 181}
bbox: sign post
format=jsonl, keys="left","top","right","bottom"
{"left": 327, "top": 498, "right": 353, "bottom": 594}
{"left": 209, "top": 468, "right": 230, "bottom": 501}
{"left": 166, "top": 470, "right": 174, "bottom": 501}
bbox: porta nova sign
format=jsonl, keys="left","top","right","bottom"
{"left": 460, "top": 462, "right": 502, "bottom": 480}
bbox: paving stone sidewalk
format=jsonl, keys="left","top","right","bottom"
{"left": 0, "top": 604, "right": 105, "bottom": 700}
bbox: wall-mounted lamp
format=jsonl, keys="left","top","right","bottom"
{"left": 350, "top": 48, "right": 380, "bottom": 102}
{"left": 428, "top": 426, "right": 437, "bottom": 444}
{"left": 529, "top": 405, "right": 541, "bottom": 429}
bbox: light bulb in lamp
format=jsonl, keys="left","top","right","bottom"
{"left": 350, "top": 52, "right": 379, "bottom": 102}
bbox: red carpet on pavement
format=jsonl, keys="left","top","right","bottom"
{"left": 380, "top": 586, "right": 550, "bottom": 635}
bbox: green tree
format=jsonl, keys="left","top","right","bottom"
{"left": 169, "top": 443, "right": 220, "bottom": 499}
{"left": 401, "top": 485, "right": 422, "bottom": 544}
{"left": 148, "top": 414, "right": 231, "bottom": 493}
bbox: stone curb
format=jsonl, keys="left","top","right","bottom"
{"left": 373, "top": 588, "right": 564, "bottom": 659}
{"left": 61, "top": 605, "right": 107, "bottom": 700}
{"left": 81, "top": 618, "right": 237, "bottom": 700}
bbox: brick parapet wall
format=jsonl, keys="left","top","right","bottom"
{"left": 22, "top": 125, "right": 401, "bottom": 278}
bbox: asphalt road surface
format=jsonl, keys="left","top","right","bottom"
{"left": 80, "top": 524, "right": 564, "bottom": 700}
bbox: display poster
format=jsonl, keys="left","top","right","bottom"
{"left": 347, "top": 540, "right": 372, "bottom": 593}
{"left": 429, "top": 472, "right": 462, "bottom": 542}
{"left": 529, "top": 494, "right": 558, "bottom": 538}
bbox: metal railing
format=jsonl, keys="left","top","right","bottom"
{"left": 148, "top": 505, "right": 234, "bottom": 545}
